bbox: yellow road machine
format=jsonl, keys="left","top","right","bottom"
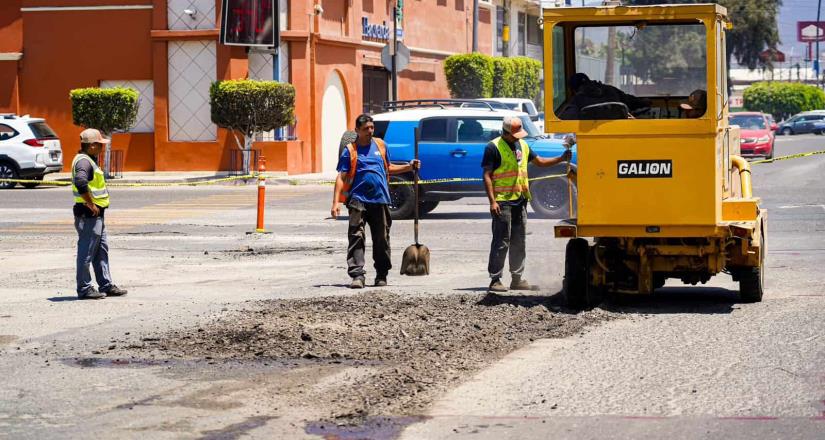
{"left": 543, "top": 3, "right": 766, "bottom": 308}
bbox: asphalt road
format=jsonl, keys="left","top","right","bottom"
{"left": 0, "top": 134, "right": 824, "bottom": 439}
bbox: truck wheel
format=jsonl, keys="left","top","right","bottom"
{"left": 563, "top": 238, "right": 589, "bottom": 309}
{"left": 388, "top": 176, "right": 416, "bottom": 220}
{"left": 740, "top": 230, "right": 765, "bottom": 303}
{"left": 420, "top": 201, "right": 439, "bottom": 215}
{"left": 0, "top": 161, "right": 18, "bottom": 189}
{"left": 530, "top": 176, "right": 576, "bottom": 219}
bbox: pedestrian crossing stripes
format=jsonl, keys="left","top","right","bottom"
{"left": 0, "top": 188, "right": 317, "bottom": 234}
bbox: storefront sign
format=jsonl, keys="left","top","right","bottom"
{"left": 362, "top": 17, "right": 390, "bottom": 41}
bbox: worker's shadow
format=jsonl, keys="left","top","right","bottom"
{"left": 600, "top": 287, "right": 738, "bottom": 315}
{"left": 47, "top": 296, "right": 79, "bottom": 302}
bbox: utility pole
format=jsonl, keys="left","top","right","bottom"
{"left": 392, "top": 3, "right": 398, "bottom": 101}
{"left": 817, "top": 0, "right": 822, "bottom": 86}
{"left": 472, "top": 0, "right": 479, "bottom": 52}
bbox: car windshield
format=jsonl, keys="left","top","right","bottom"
{"left": 730, "top": 115, "right": 766, "bottom": 130}
{"left": 519, "top": 115, "right": 542, "bottom": 138}
{"left": 462, "top": 101, "right": 509, "bottom": 110}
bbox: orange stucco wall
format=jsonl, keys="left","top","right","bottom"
{"left": 6, "top": 0, "right": 496, "bottom": 173}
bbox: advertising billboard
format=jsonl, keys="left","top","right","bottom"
{"left": 221, "top": 0, "right": 277, "bottom": 47}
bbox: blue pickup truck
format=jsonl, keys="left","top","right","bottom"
{"left": 371, "top": 100, "right": 577, "bottom": 219}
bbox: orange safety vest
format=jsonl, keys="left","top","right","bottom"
{"left": 339, "top": 138, "right": 390, "bottom": 203}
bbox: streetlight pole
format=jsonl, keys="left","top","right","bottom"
{"left": 472, "top": 0, "right": 479, "bottom": 52}
{"left": 392, "top": 3, "right": 398, "bottom": 101}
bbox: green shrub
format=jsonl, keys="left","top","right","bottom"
{"left": 210, "top": 79, "right": 295, "bottom": 173}
{"left": 70, "top": 87, "right": 139, "bottom": 134}
{"left": 743, "top": 82, "right": 825, "bottom": 120}
{"left": 444, "top": 53, "right": 494, "bottom": 98}
{"left": 449, "top": 55, "right": 542, "bottom": 103}
{"left": 210, "top": 79, "right": 295, "bottom": 137}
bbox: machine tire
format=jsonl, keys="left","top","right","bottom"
{"left": 780, "top": 127, "right": 792, "bottom": 136}
{"left": 530, "top": 176, "right": 576, "bottom": 219}
{"left": 563, "top": 238, "right": 589, "bottom": 309}
{"left": 739, "top": 229, "right": 765, "bottom": 303}
{"left": 388, "top": 175, "right": 416, "bottom": 220}
{"left": 0, "top": 161, "right": 18, "bottom": 190}
{"left": 420, "top": 201, "right": 439, "bottom": 215}
{"left": 22, "top": 175, "right": 43, "bottom": 189}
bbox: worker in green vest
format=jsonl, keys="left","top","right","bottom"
{"left": 481, "top": 116, "right": 571, "bottom": 293}
{"left": 72, "top": 128, "right": 127, "bottom": 300}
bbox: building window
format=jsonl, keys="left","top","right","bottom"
{"left": 527, "top": 14, "right": 541, "bottom": 46}
{"left": 100, "top": 80, "right": 155, "bottom": 133}
{"left": 518, "top": 12, "right": 526, "bottom": 55}
{"left": 496, "top": 6, "right": 504, "bottom": 53}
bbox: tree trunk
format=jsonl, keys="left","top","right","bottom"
{"left": 605, "top": 26, "right": 617, "bottom": 86}
{"left": 103, "top": 132, "right": 113, "bottom": 178}
{"left": 243, "top": 134, "right": 254, "bottom": 175}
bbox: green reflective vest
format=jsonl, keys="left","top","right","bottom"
{"left": 71, "top": 153, "right": 110, "bottom": 208}
{"left": 491, "top": 137, "right": 531, "bottom": 202}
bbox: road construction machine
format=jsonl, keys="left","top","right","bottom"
{"left": 543, "top": 3, "right": 766, "bottom": 308}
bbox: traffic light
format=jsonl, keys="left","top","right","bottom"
{"left": 220, "top": 0, "right": 277, "bottom": 47}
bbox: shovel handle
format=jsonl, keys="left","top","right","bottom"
{"left": 413, "top": 127, "right": 420, "bottom": 245}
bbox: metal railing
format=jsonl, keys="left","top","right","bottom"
{"left": 383, "top": 99, "right": 500, "bottom": 111}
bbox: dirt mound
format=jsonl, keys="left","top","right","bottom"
{"left": 136, "top": 292, "right": 616, "bottom": 422}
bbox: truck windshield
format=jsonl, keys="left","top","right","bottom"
{"left": 574, "top": 23, "right": 707, "bottom": 98}
{"left": 553, "top": 22, "right": 708, "bottom": 120}
{"left": 729, "top": 115, "right": 766, "bottom": 130}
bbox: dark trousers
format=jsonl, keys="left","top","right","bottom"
{"left": 75, "top": 214, "right": 113, "bottom": 295}
{"left": 488, "top": 202, "right": 527, "bottom": 280}
{"left": 347, "top": 200, "right": 392, "bottom": 279}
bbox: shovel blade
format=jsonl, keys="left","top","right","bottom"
{"left": 400, "top": 243, "right": 430, "bottom": 276}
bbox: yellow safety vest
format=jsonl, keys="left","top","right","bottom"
{"left": 491, "top": 137, "right": 531, "bottom": 202}
{"left": 71, "top": 153, "right": 110, "bottom": 208}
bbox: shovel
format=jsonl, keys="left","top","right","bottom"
{"left": 400, "top": 127, "right": 430, "bottom": 276}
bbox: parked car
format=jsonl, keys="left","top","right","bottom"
{"left": 776, "top": 111, "right": 825, "bottom": 135}
{"left": 374, "top": 99, "right": 577, "bottom": 219}
{"left": 483, "top": 98, "right": 545, "bottom": 133}
{"left": 813, "top": 120, "right": 825, "bottom": 135}
{"left": 729, "top": 112, "right": 775, "bottom": 159}
{"left": 0, "top": 114, "right": 63, "bottom": 189}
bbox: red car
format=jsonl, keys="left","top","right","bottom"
{"left": 729, "top": 112, "right": 776, "bottom": 159}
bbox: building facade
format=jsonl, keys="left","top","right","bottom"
{"left": 0, "top": 0, "right": 494, "bottom": 173}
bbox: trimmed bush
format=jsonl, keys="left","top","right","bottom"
{"left": 743, "top": 82, "right": 825, "bottom": 120}
{"left": 70, "top": 87, "right": 139, "bottom": 135}
{"left": 444, "top": 53, "right": 494, "bottom": 98}
{"left": 447, "top": 54, "right": 542, "bottom": 103}
{"left": 210, "top": 79, "right": 295, "bottom": 173}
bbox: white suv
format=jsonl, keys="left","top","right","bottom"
{"left": 483, "top": 98, "right": 544, "bottom": 132}
{"left": 0, "top": 114, "right": 63, "bottom": 189}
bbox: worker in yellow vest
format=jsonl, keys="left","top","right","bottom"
{"left": 71, "top": 128, "right": 127, "bottom": 300}
{"left": 482, "top": 116, "right": 571, "bottom": 293}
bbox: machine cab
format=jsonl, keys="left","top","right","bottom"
{"left": 543, "top": 3, "right": 743, "bottom": 237}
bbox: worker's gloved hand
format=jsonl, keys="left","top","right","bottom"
{"left": 563, "top": 134, "right": 576, "bottom": 149}
{"left": 410, "top": 159, "right": 421, "bottom": 171}
{"left": 561, "top": 150, "right": 572, "bottom": 162}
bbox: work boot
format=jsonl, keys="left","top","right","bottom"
{"left": 350, "top": 277, "right": 365, "bottom": 289}
{"left": 510, "top": 276, "right": 533, "bottom": 291}
{"left": 488, "top": 278, "right": 508, "bottom": 293}
{"left": 78, "top": 288, "right": 106, "bottom": 300}
{"left": 102, "top": 285, "right": 128, "bottom": 297}
{"left": 374, "top": 277, "right": 387, "bottom": 287}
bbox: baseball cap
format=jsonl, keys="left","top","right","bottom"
{"left": 680, "top": 89, "right": 707, "bottom": 111}
{"left": 502, "top": 116, "right": 527, "bottom": 139}
{"left": 79, "top": 128, "right": 111, "bottom": 144}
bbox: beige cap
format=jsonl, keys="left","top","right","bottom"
{"left": 79, "top": 128, "right": 111, "bottom": 144}
{"left": 502, "top": 116, "right": 527, "bottom": 139}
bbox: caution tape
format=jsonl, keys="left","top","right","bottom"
{"left": 1, "top": 149, "right": 822, "bottom": 188}
{"left": 749, "top": 149, "right": 825, "bottom": 165}
{"left": 0, "top": 174, "right": 256, "bottom": 187}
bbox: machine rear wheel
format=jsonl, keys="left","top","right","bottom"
{"left": 563, "top": 238, "right": 589, "bottom": 309}
{"left": 739, "top": 230, "right": 765, "bottom": 303}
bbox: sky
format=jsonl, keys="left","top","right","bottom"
{"left": 777, "top": 0, "right": 822, "bottom": 62}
